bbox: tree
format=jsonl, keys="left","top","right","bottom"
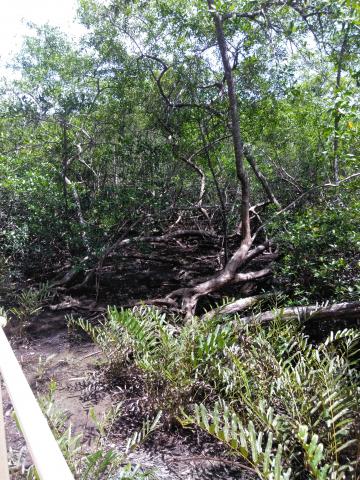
{"left": 1, "top": 0, "right": 359, "bottom": 315}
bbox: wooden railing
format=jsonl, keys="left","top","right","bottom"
{"left": 0, "top": 316, "right": 74, "bottom": 480}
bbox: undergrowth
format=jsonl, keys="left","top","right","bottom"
{"left": 9, "top": 283, "right": 52, "bottom": 335}
{"left": 72, "top": 306, "right": 360, "bottom": 479}
{"left": 11, "top": 379, "right": 160, "bottom": 479}
{"left": 0, "top": 307, "right": 160, "bottom": 480}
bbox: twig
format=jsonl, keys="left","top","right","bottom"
{"left": 80, "top": 351, "right": 102, "bottom": 361}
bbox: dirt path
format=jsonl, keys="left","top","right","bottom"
{"left": 2, "top": 309, "right": 254, "bottom": 479}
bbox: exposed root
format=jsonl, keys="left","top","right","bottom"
{"left": 164, "top": 240, "right": 272, "bottom": 319}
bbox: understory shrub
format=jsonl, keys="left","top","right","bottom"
{"left": 73, "top": 306, "right": 360, "bottom": 479}
{"left": 272, "top": 192, "right": 360, "bottom": 305}
{"left": 0, "top": 304, "right": 160, "bottom": 480}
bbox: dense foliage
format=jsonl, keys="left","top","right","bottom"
{"left": 0, "top": 1, "right": 359, "bottom": 478}
{"left": 1, "top": 1, "right": 359, "bottom": 297}
{"left": 73, "top": 306, "right": 360, "bottom": 479}
{"left": 273, "top": 193, "right": 360, "bottom": 304}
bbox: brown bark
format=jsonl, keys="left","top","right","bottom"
{"left": 207, "top": 0, "right": 251, "bottom": 243}
{"left": 240, "top": 301, "right": 360, "bottom": 325}
{"left": 166, "top": 243, "right": 270, "bottom": 318}
{"left": 243, "top": 145, "right": 281, "bottom": 208}
{"left": 203, "top": 293, "right": 270, "bottom": 319}
{"left": 152, "top": 2, "right": 276, "bottom": 319}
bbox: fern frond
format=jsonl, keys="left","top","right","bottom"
{"left": 182, "top": 401, "right": 292, "bottom": 480}
{"left": 126, "top": 411, "right": 162, "bottom": 454}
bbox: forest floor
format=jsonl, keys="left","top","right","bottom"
{"left": 3, "top": 305, "right": 254, "bottom": 480}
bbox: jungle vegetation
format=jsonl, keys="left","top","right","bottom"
{"left": 0, "top": 0, "right": 359, "bottom": 478}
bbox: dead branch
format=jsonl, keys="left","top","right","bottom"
{"left": 252, "top": 172, "right": 360, "bottom": 240}
{"left": 244, "top": 145, "right": 281, "bottom": 208}
{"left": 240, "top": 301, "right": 360, "bottom": 325}
{"left": 233, "top": 268, "right": 271, "bottom": 283}
{"left": 203, "top": 293, "right": 271, "bottom": 319}
{"left": 117, "top": 229, "right": 218, "bottom": 247}
{"left": 55, "top": 227, "right": 221, "bottom": 290}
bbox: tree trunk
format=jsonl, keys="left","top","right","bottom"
{"left": 243, "top": 145, "right": 281, "bottom": 208}
{"left": 162, "top": 1, "right": 271, "bottom": 318}
{"left": 333, "top": 23, "right": 350, "bottom": 184}
{"left": 203, "top": 293, "right": 271, "bottom": 319}
{"left": 207, "top": 0, "right": 251, "bottom": 244}
{"left": 64, "top": 176, "right": 91, "bottom": 255}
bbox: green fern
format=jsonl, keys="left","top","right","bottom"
{"left": 72, "top": 306, "right": 359, "bottom": 478}
{"left": 181, "top": 401, "right": 291, "bottom": 479}
{"left": 126, "top": 411, "right": 162, "bottom": 454}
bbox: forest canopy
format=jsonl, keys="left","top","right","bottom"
{"left": 0, "top": 0, "right": 359, "bottom": 315}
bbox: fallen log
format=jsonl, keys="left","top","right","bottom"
{"left": 240, "top": 301, "right": 360, "bottom": 325}
{"left": 203, "top": 293, "right": 271, "bottom": 319}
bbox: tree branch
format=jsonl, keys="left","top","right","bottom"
{"left": 240, "top": 301, "right": 360, "bottom": 325}
{"left": 244, "top": 145, "right": 281, "bottom": 208}
{"left": 203, "top": 293, "right": 270, "bottom": 319}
